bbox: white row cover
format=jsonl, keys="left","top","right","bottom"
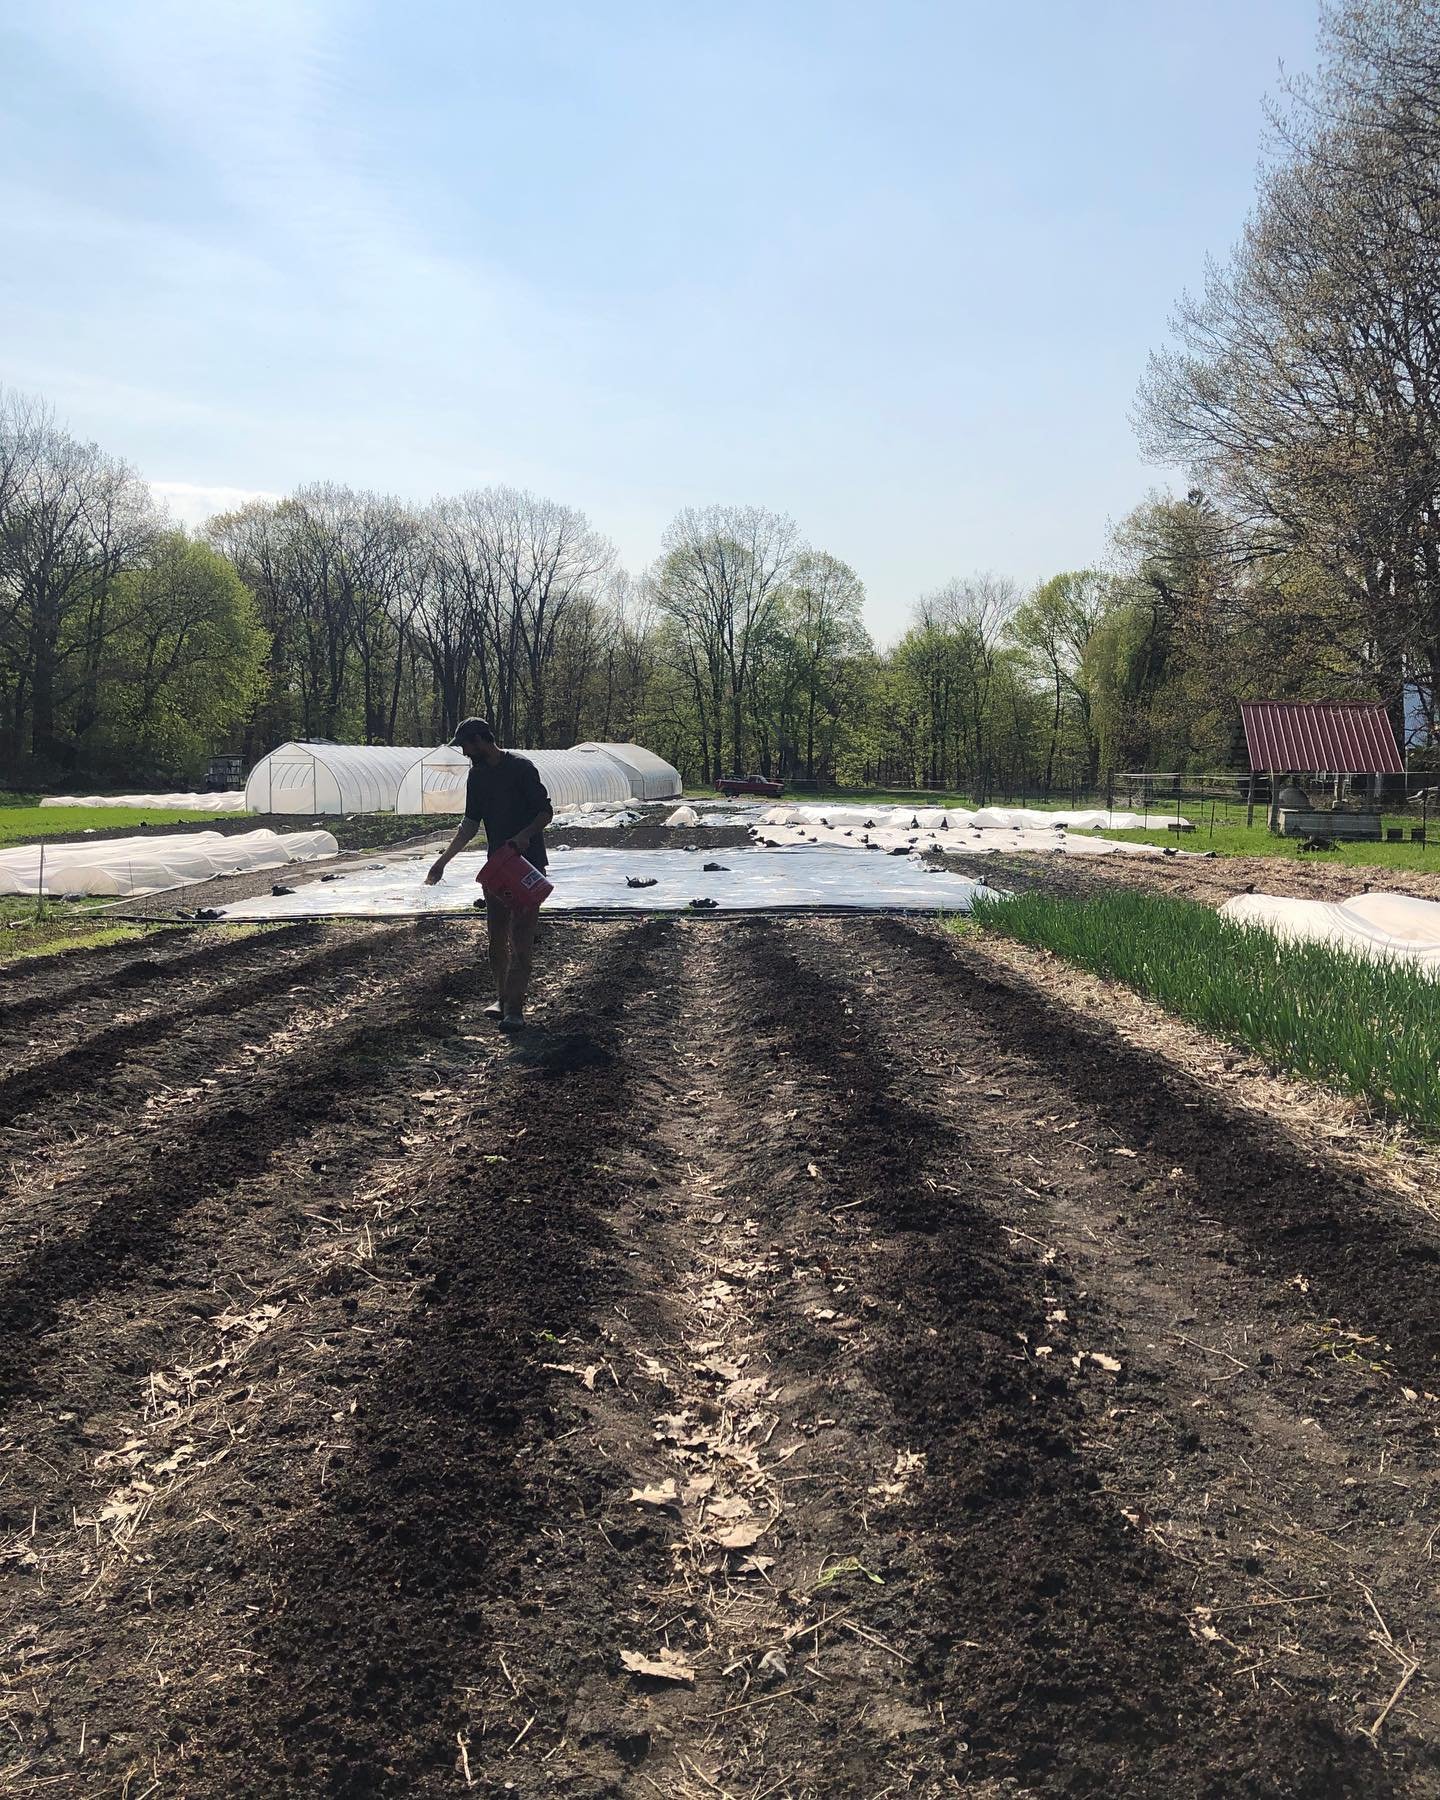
{"left": 657, "top": 805, "right": 769, "bottom": 827}
{"left": 761, "top": 804, "right": 1182, "bottom": 832}
{"left": 218, "top": 845, "right": 998, "bottom": 919}
{"left": 245, "top": 744, "right": 434, "bottom": 815}
{"left": 1220, "top": 890, "right": 1440, "bottom": 976}
{"left": 752, "top": 813, "right": 1195, "bottom": 861}
{"left": 244, "top": 739, "right": 682, "bottom": 816}
{"left": 39, "top": 791, "right": 249, "bottom": 812}
{"left": 551, "top": 805, "right": 641, "bottom": 829}
{"left": 0, "top": 828, "right": 338, "bottom": 898}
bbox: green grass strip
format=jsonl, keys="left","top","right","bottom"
{"left": 964, "top": 888, "right": 1440, "bottom": 1131}
{"left": 1090, "top": 820, "right": 1440, "bottom": 871}
{"left": 4, "top": 924, "right": 150, "bottom": 964}
{"left": 0, "top": 804, "right": 234, "bottom": 848}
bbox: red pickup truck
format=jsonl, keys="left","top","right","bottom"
{"left": 717, "top": 775, "right": 784, "bottom": 799}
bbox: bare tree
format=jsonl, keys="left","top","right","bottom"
{"left": 0, "top": 389, "right": 157, "bottom": 762}
{"left": 909, "top": 574, "right": 1020, "bottom": 790}
{"left": 501, "top": 489, "right": 615, "bottom": 745}
{"left": 1137, "top": 0, "right": 1440, "bottom": 723}
{"left": 788, "top": 550, "right": 870, "bottom": 780}
{"left": 655, "top": 505, "right": 798, "bottom": 774}
{"left": 412, "top": 502, "right": 475, "bottom": 737}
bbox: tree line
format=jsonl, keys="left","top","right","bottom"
{"left": 0, "top": 401, "right": 1221, "bottom": 795}
{"left": 3, "top": 0, "right": 1435, "bottom": 795}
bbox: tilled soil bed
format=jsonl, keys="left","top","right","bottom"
{"left": 2, "top": 916, "right": 1438, "bottom": 1796}
{"left": 928, "top": 843, "right": 1440, "bottom": 907}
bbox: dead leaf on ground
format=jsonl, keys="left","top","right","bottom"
{"left": 543, "top": 1361, "right": 598, "bottom": 1390}
{"left": 716, "top": 1520, "right": 767, "bottom": 1550}
{"left": 214, "top": 1303, "right": 283, "bottom": 1335}
{"left": 694, "top": 1356, "right": 743, "bottom": 1382}
{"left": 628, "top": 1481, "right": 679, "bottom": 1508}
{"left": 151, "top": 1443, "right": 198, "bottom": 1477}
{"left": 706, "top": 1495, "right": 752, "bottom": 1521}
{"left": 620, "top": 1648, "right": 695, "bottom": 1684}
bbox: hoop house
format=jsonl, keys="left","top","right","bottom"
{"left": 245, "top": 743, "right": 432, "bottom": 815}
{"left": 394, "top": 746, "right": 639, "bottom": 815}
{"left": 576, "top": 743, "right": 682, "bottom": 800}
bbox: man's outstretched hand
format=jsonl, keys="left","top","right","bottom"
{"left": 425, "top": 858, "right": 448, "bottom": 886}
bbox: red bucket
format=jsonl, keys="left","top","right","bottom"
{"left": 477, "top": 842, "right": 553, "bottom": 912}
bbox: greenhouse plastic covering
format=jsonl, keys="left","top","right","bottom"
{"left": 574, "top": 742, "right": 683, "bottom": 800}
{"left": 245, "top": 744, "right": 432, "bottom": 815}
{"left": 0, "top": 828, "right": 338, "bottom": 898}
{"left": 39, "top": 791, "right": 249, "bottom": 812}
{"left": 217, "top": 845, "right": 999, "bottom": 919}
{"left": 393, "top": 746, "right": 639, "bottom": 815}
{"left": 1220, "top": 890, "right": 1440, "bottom": 975}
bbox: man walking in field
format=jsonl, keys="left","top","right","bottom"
{"left": 425, "top": 718, "right": 553, "bottom": 1032}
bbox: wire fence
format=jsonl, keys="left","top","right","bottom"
{"left": 1113, "top": 770, "right": 1438, "bottom": 847}
{"left": 823, "top": 768, "right": 1439, "bottom": 846}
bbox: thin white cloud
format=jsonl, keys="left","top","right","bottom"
{"left": 5, "top": 2, "right": 589, "bottom": 383}
{"left": 151, "top": 481, "right": 282, "bottom": 528}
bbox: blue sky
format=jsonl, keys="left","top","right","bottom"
{"left": 1, "top": 0, "right": 1320, "bottom": 639}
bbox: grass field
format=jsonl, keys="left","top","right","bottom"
{"left": 0, "top": 895, "right": 156, "bottom": 963}
{"left": 0, "top": 802, "right": 235, "bottom": 848}
{"left": 966, "top": 885, "right": 1440, "bottom": 1130}
{"left": 1092, "top": 816, "right": 1440, "bottom": 870}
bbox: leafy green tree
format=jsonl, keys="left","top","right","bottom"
{"left": 90, "top": 533, "right": 267, "bottom": 778}
{"left": 1009, "top": 570, "right": 1112, "bottom": 787}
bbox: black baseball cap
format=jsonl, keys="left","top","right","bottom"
{"left": 450, "top": 717, "right": 495, "bottom": 746}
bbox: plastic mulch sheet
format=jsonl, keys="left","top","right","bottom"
{"left": 216, "top": 845, "right": 1001, "bottom": 919}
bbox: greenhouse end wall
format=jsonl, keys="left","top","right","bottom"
{"left": 244, "top": 744, "right": 433, "bottom": 815}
